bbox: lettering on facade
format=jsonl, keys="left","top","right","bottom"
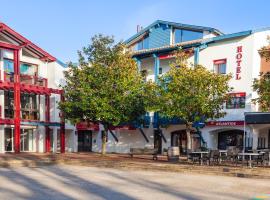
{"left": 207, "top": 121, "right": 244, "bottom": 126}
{"left": 236, "top": 46, "right": 242, "bottom": 80}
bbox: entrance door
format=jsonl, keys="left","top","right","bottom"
{"left": 78, "top": 130, "right": 92, "bottom": 152}
{"left": 171, "top": 130, "right": 187, "bottom": 154}
{"left": 49, "top": 129, "right": 54, "bottom": 152}
{"left": 154, "top": 130, "right": 162, "bottom": 154}
{"left": 20, "top": 129, "right": 34, "bottom": 152}
{"left": 4, "top": 128, "right": 14, "bottom": 152}
{"left": 218, "top": 130, "right": 243, "bottom": 150}
{"left": 268, "top": 130, "right": 270, "bottom": 149}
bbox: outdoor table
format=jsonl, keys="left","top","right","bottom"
{"left": 219, "top": 150, "right": 227, "bottom": 164}
{"left": 191, "top": 151, "right": 209, "bottom": 165}
{"left": 238, "top": 152, "right": 260, "bottom": 168}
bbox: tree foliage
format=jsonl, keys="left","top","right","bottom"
{"left": 59, "top": 34, "right": 154, "bottom": 154}
{"left": 253, "top": 72, "right": 270, "bottom": 111}
{"left": 157, "top": 50, "right": 232, "bottom": 126}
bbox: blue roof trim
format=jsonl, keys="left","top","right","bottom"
{"left": 125, "top": 20, "right": 223, "bottom": 44}
{"left": 21, "top": 121, "right": 61, "bottom": 127}
{"left": 133, "top": 41, "right": 201, "bottom": 58}
{"left": 204, "top": 30, "right": 252, "bottom": 44}
{"left": 56, "top": 59, "right": 68, "bottom": 68}
{"left": 251, "top": 27, "right": 270, "bottom": 33}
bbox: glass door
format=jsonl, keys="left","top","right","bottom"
{"left": 20, "top": 129, "right": 34, "bottom": 152}
{"left": 4, "top": 128, "right": 14, "bottom": 152}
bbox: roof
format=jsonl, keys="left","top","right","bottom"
{"left": 125, "top": 20, "right": 223, "bottom": 45}
{"left": 132, "top": 30, "right": 252, "bottom": 57}
{"left": 0, "top": 22, "right": 56, "bottom": 62}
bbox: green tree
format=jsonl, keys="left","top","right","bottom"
{"left": 59, "top": 34, "right": 153, "bottom": 154}
{"left": 252, "top": 72, "right": 270, "bottom": 111}
{"left": 156, "top": 51, "right": 232, "bottom": 150}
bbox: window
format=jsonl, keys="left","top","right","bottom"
{"left": 214, "top": 59, "right": 227, "bottom": 74}
{"left": 226, "top": 93, "right": 246, "bottom": 109}
{"left": 136, "top": 35, "right": 149, "bottom": 50}
{"left": 174, "top": 29, "right": 203, "bottom": 44}
{"left": 4, "top": 92, "right": 40, "bottom": 120}
{"left": 258, "top": 137, "right": 266, "bottom": 149}
{"left": 20, "top": 63, "right": 38, "bottom": 76}
{"left": 4, "top": 59, "right": 38, "bottom": 76}
{"left": 159, "top": 67, "right": 162, "bottom": 74}
{"left": 4, "top": 91, "right": 14, "bottom": 118}
{"left": 4, "top": 59, "right": 14, "bottom": 73}
{"left": 174, "top": 29, "right": 182, "bottom": 43}
{"left": 182, "top": 30, "right": 203, "bottom": 42}
{"left": 21, "top": 93, "right": 39, "bottom": 120}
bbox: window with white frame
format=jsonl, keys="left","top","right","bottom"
{"left": 213, "top": 59, "right": 227, "bottom": 74}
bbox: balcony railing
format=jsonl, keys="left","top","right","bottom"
{"left": 4, "top": 72, "right": 48, "bottom": 87}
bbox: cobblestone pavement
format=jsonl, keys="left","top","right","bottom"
{"left": 0, "top": 165, "right": 269, "bottom": 200}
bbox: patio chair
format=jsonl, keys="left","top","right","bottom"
{"left": 226, "top": 149, "right": 239, "bottom": 165}
{"left": 209, "top": 150, "right": 220, "bottom": 165}
{"left": 187, "top": 150, "right": 200, "bottom": 164}
{"left": 256, "top": 151, "right": 270, "bottom": 166}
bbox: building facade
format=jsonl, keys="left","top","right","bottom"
{"left": 0, "top": 22, "right": 76, "bottom": 153}
{"left": 80, "top": 20, "right": 270, "bottom": 154}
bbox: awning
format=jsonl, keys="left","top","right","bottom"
{"left": 245, "top": 112, "right": 270, "bottom": 124}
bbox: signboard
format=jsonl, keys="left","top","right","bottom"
{"left": 159, "top": 54, "right": 175, "bottom": 60}
{"left": 109, "top": 125, "right": 136, "bottom": 131}
{"left": 236, "top": 46, "right": 243, "bottom": 80}
{"left": 207, "top": 121, "right": 244, "bottom": 126}
{"left": 229, "top": 92, "right": 246, "bottom": 97}
{"left": 76, "top": 122, "right": 99, "bottom": 131}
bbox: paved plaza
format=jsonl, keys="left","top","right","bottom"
{"left": 0, "top": 164, "right": 269, "bottom": 200}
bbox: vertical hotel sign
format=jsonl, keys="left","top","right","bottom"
{"left": 236, "top": 46, "right": 242, "bottom": 80}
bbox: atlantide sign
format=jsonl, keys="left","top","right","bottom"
{"left": 207, "top": 121, "right": 244, "bottom": 126}
{"left": 236, "top": 46, "right": 242, "bottom": 80}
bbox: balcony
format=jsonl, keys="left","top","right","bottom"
{"left": 4, "top": 72, "right": 48, "bottom": 87}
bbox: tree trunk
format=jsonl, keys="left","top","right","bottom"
{"left": 101, "top": 129, "right": 107, "bottom": 155}
{"left": 186, "top": 123, "right": 192, "bottom": 151}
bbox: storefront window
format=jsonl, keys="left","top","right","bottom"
{"left": 20, "top": 129, "right": 34, "bottom": 152}
{"left": 226, "top": 93, "right": 246, "bottom": 109}
{"left": 4, "top": 128, "right": 14, "bottom": 152}
{"left": 218, "top": 130, "right": 243, "bottom": 150}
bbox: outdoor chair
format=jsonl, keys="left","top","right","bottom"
{"left": 187, "top": 150, "right": 200, "bottom": 164}
{"left": 209, "top": 150, "right": 220, "bottom": 165}
{"left": 226, "top": 149, "right": 239, "bottom": 165}
{"left": 256, "top": 151, "right": 270, "bottom": 166}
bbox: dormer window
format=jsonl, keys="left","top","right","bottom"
{"left": 136, "top": 35, "right": 149, "bottom": 50}
{"left": 173, "top": 29, "right": 203, "bottom": 44}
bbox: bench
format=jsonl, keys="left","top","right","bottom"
{"left": 130, "top": 148, "right": 158, "bottom": 160}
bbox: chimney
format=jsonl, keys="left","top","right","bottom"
{"left": 137, "top": 25, "right": 141, "bottom": 33}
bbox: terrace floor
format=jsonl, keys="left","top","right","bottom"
{"left": 0, "top": 164, "right": 270, "bottom": 200}
{"left": 0, "top": 152, "right": 270, "bottom": 178}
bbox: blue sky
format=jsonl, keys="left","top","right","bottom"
{"left": 1, "top": 0, "right": 270, "bottom": 62}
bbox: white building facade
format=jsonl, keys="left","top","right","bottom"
{"left": 83, "top": 21, "right": 270, "bottom": 154}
